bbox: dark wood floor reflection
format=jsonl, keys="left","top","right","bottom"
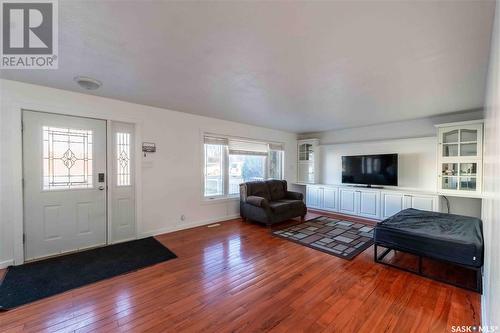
{"left": 0, "top": 212, "right": 480, "bottom": 332}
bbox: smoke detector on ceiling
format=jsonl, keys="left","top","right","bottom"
{"left": 74, "top": 76, "right": 102, "bottom": 90}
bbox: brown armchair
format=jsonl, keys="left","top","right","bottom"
{"left": 239, "top": 180, "right": 307, "bottom": 226}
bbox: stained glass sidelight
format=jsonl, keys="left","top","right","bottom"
{"left": 43, "top": 126, "right": 93, "bottom": 190}
{"left": 116, "top": 132, "right": 131, "bottom": 186}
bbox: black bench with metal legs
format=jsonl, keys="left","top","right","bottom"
{"left": 373, "top": 208, "right": 484, "bottom": 294}
{"left": 374, "top": 242, "right": 483, "bottom": 293}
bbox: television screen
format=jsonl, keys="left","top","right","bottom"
{"left": 342, "top": 154, "right": 398, "bottom": 186}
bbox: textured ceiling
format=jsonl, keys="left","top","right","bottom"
{"left": 0, "top": 1, "right": 495, "bottom": 133}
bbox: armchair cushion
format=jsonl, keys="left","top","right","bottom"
{"left": 268, "top": 180, "right": 287, "bottom": 201}
{"left": 246, "top": 196, "right": 269, "bottom": 208}
{"left": 245, "top": 182, "right": 272, "bottom": 201}
{"left": 285, "top": 191, "right": 303, "bottom": 200}
{"left": 269, "top": 199, "right": 305, "bottom": 214}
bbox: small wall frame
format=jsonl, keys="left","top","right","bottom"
{"left": 142, "top": 142, "right": 156, "bottom": 157}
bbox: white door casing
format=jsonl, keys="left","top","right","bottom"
{"left": 22, "top": 111, "right": 107, "bottom": 260}
{"left": 110, "top": 121, "right": 136, "bottom": 243}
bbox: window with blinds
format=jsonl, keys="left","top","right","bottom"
{"left": 203, "top": 134, "right": 284, "bottom": 199}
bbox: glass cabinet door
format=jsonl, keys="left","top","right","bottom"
{"left": 441, "top": 128, "right": 479, "bottom": 158}
{"left": 438, "top": 124, "right": 482, "bottom": 194}
{"left": 440, "top": 162, "right": 478, "bottom": 191}
{"left": 298, "top": 143, "right": 314, "bottom": 161}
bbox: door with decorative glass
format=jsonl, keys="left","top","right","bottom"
{"left": 22, "top": 111, "right": 107, "bottom": 260}
{"left": 110, "top": 121, "right": 136, "bottom": 243}
{"left": 437, "top": 122, "right": 483, "bottom": 196}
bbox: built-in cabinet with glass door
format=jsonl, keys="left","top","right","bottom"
{"left": 297, "top": 139, "right": 319, "bottom": 184}
{"left": 436, "top": 121, "right": 483, "bottom": 196}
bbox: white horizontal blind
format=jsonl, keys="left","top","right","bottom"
{"left": 269, "top": 143, "right": 284, "bottom": 151}
{"left": 204, "top": 135, "right": 228, "bottom": 146}
{"left": 228, "top": 139, "right": 268, "bottom": 156}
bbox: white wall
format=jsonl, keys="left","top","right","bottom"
{"left": 481, "top": 0, "right": 500, "bottom": 327}
{"left": 300, "top": 109, "right": 483, "bottom": 144}
{"left": 319, "top": 137, "right": 436, "bottom": 191}
{"left": 0, "top": 79, "right": 297, "bottom": 267}
{"left": 299, "top": 110, "right": 484, "bottom": 218}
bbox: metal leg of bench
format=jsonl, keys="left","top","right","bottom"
{"left": 374, "top": 243, "right": 392, "bottom": 263}
{"left": 374, "top": 243, "right": 483, "bottom": 294}
{"left": 477, "top": 268, "right": 483, "bottom": 294}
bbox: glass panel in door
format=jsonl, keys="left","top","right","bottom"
{"left": 307, "top": 144, "right": 314, "bottom": 161}
{"left": 460, "top": 129, "right": 477, "bottom": 142}
{"left": 441, "top": 163, "right": 458, "bottom": 176}
{"left": 459, "top": 163, "right": 477, "bottom": 176}
{"left": 459, "top": 177, "right": 476, "bottom": 191}
{"left": 460, "top": 143, "right": 477, "bottom": 156}
{"left": 442, "top": 130, "right": 459, "bottom": 143}
{"left": 442, "top": 176, "right": 458, "bottom": 190}
{"left": 442, "top": 144, "right": 458, "bottom": 157}
{"left": 299, "top": 144, "right": 310, "bottom": 161}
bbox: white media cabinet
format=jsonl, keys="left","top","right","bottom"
{"left": 302, "top": 184, "right": 440, "bottom": 221}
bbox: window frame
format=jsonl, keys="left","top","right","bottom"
{"left": 201, "top": 133, "right": 285, "bottom": 202}
{"left": 267, "top": 149, "right": 284, "bottom": 181}
{"left": 203, "top": 143, "right": 228, "bottom": 199}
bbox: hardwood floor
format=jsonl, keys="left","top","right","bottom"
{"left": 0, "top": 212, "right": 480, "bottom": 332}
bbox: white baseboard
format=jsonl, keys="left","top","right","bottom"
{"left": 308, "top": 208, "right": 380, "bottom": 223}
{"left": 139, "top": 214, "right": 241, "bottom": 238}
{"left": 0, "top": 259, "right": 14, "bottom": 269}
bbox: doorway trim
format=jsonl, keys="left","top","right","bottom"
{"left": 12, "top": 101, "right": 143, "bottom": 265}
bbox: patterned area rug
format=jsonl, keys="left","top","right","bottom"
{"left": 272, "top": 216, "right": 374, "bottom": 260}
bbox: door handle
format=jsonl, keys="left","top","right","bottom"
{"left": 98, "top": 185, "right": 105, "bottom": 191}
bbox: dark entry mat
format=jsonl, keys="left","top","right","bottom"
{"left": 0, "top": 237, "right": 176, "bottom": 310}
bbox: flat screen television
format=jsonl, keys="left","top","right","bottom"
{"left": 342, "top": 154, "right": 398, "bottom": 187}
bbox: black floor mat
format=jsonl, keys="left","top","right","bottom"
{"left": 0, "top": 237, "right": 177, "bottom": 310}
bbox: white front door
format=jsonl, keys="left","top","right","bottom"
{"left": 23, "top": 111, "right": 107, "bottom": 261}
